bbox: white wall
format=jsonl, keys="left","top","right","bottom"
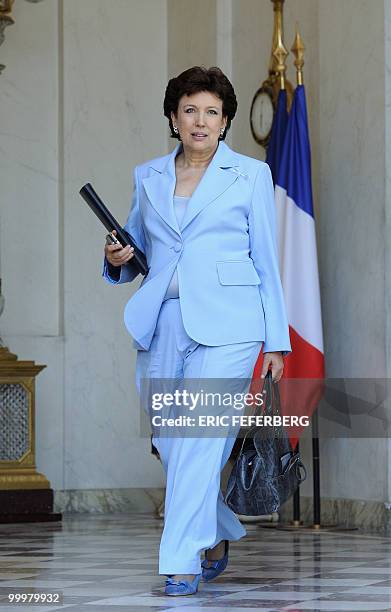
{"left": 1, "top": 0, "right": 168, "bottom": 490}
{"left": 316, "top": 0, "right": 388, "bottom": 502}
{"left": 0, "top": 0, "right": 64, "bottom": 488}
{"left": 384, "top": 0, "right": 391, "bottom": 505}
{"left": 62, "top": 0, "right": 168, "bottom": 489}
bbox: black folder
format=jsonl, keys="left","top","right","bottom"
{"left": 79, "top": 183, "right": 148, "bottom": 276}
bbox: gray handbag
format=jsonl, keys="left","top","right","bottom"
{"left": 225, "top": 371, "right": 307, "bottom": 516}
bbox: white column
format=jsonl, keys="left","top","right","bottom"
{"left": 384, "top": 0, "right": 391, "bottom": 509}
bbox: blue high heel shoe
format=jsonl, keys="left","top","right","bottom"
{"left": 164, "top": 573, "right": 201, "bottom": 596}
{"left": 201, "top": 539, "right": 229, "bottom": 582}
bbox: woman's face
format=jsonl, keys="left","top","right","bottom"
{"left": 171, "top": 90, "right": 227, "bottom": 154}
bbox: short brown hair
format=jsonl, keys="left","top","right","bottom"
{"left": 163, "top": 66, "right": 237, "bottom": 141}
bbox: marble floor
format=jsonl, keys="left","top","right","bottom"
{"left": 0, "top": 514, "right": 391, "bottom": 611}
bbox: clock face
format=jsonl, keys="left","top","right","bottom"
{"left": 250, "top": 89, "right": 274, "bottom": 145}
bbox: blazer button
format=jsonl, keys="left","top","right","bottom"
{"left": 173, "top": 242, "right": 182, "bottom": 253}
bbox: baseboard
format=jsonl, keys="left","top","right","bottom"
{"left": 279, "top": 495, "right": 391, "bottom": 535}
{"left": 54, "top": 488, "right": 391, "bottom": 536}
{"left": 54, "top": 488, "right": 164, "bottom": 514}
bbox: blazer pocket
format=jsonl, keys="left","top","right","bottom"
{"left": 216, "top": 260, "right": 261, "bottom": 285}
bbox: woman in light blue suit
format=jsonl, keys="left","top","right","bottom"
{"left": 103, "top": 66, "right": 291, "bottom": 596}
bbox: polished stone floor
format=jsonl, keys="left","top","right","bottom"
{"left": 0, "top": 514, "right": 391, "bottom": 611}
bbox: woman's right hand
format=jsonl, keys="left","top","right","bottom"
{"left": 105, "top": 230, "right": 135, "bottom": 267}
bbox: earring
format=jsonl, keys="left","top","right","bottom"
{"left": 173, "top": 126, "right": 178, "bottom": 134}
{"left": 220, "top": 128, "right": 225, "bottom": 136}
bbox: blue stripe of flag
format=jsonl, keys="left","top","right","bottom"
{"left": 276, "top": 85, "right": 314, "bottom": 218}
{"left": 266, "top": 89, "right": 288, "bottom": 185}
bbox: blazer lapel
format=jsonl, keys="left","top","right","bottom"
{"left": 142, "top": 140, "right": 242, "bottom": 236}
{"left": 181, "top": 141, "right": 241, "bottom": 232}
{"left": 142, "top": 143, "right": 182, "bottom": 237}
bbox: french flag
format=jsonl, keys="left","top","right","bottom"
{"left": 275, "top": 84, "right": 325, "bottom": 449}
{"left": 251, "top": 85, "right": 324, "bottom": 448}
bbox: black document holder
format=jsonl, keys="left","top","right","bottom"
{"left": 79, "top": 183, "right": 148, "bottom": 276}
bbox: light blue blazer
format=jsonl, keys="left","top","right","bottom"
{"left": 102, "top": 140, "right": 291, "bottom": 354}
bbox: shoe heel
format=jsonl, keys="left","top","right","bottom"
{"left": 201, "top": 539, "right": 229, "bottom": 583}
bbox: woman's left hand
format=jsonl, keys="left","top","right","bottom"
{"left": 261, "top": 351, "right": 284, "bottom": 382}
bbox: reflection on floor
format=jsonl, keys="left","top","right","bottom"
{"left": 0, "top": 513, "right": 391, "bottom": 611}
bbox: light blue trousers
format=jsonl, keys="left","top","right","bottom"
{"left": 135, "top": 298, "right": 262, "bottom": 575}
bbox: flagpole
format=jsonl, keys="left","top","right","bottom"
{"left": 291, "top": 28, "right": 322, "bottom": 530}
{"left": 271, "top": 3, "right": 302, "bottom": 529}
{"left": 291, "top": 27, "right": 306, "bottom": 529}
{"left": 312, "top": 410, "right": 321, "bottom": 528}
{"left": 271, "top": 3, "right": 303, "bottom": 528}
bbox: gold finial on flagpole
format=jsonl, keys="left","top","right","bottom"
{"left": 273, "top": 29, "right": 288, "bottom": 90}
{"left": 291, "top": 25, "right": 305, "bottom": 86}
{"left": 268, "top": 1, "right": 285, "bottom": 76}
{"left": 268, "top": 0, "right": 294, "bottom": 106}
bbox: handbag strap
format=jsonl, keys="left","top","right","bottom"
{"left": 297, "top": 459, "right": 307, "bottom": 482}
{"left": 261, "top": 370, "right": 284, "bottom": 440}
{"left": 237, "top": 370, "right": 277, "bottom": 454}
